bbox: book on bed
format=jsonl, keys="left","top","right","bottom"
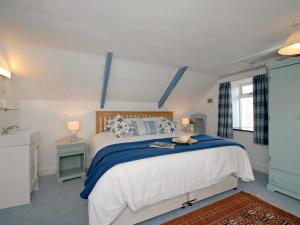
{"left": 149, "top": 142, "right": 175, "bottom": 149}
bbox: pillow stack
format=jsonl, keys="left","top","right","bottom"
{"left": 105, "top": 114, "right": 176, "bottom": 138}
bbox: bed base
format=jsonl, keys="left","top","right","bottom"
{"left": 111, "top": 175, "right": 238, "bottom": 225}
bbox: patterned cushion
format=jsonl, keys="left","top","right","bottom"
{"left": 105, "top": 114, "right": 134, "bottom": 138}
{"left": 158, "top": 118, "right": 176, "bottom": 134}
{"left": 130, "top": 119, "right": 159, "bottom": 136}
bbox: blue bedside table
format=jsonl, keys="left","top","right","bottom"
{"left": 56, "top": 137, "right": 86, "bottom": 183}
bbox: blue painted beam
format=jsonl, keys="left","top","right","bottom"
{"left": 158, "top": 66, "right": 188, "bottom": 108}
{"left": 100, "top": 52, "right": 113, "bottom": 108}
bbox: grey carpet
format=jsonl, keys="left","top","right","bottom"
{"left": 0, "top": 171, "right": 299, "bottom": 225}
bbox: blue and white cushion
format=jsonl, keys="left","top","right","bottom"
{"left": 158, "top": 118, "right": 176, "bottom": 134}
{"left": 143, "top": 120, "right": 158, "bottom": 135}
{"left": 105, "top": 114, "right": 134, "bottom": 138}
{"left": 130, "top": 119, "right": 159, "bottom": 136}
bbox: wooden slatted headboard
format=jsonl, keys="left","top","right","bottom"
{"left": 96, "top": 111, "right": 173, "bottom": 134}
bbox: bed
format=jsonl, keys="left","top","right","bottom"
{"left": 85, "top": 111, "right": 254, "bottom": 225}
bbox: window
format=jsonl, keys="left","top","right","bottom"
{"left": 232, "top": 79, "right": 253, "bottom": 131}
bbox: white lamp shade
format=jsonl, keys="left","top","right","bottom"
{"left": 0, "top": 67, "right": 11, "bottom": 79}
{"left": 181, "top": 117, "right": 189, "bottom": 126}
{"left": 278, "top": 31, "right": 300, "bottom": 56}
{"left": 67, "top": 121, "right": 80, "bottom": 132}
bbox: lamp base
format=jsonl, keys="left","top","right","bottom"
{"left": 182, "top": 125, "right": 188, "bottom": 133}
{"left": 70, "top": 132, "right": 77, "bottom": 143}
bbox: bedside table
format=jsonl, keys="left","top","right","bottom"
{"left": 56, "top": 137, "right": 86, "bottom": 183}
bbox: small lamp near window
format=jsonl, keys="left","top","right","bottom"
{"left": 181, "top": 117, "right": 189, "bottom": 132}
{"left": 67, "top": 121, "right": 80, "bottom": 142}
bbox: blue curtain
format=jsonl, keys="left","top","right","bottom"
{"left": 217, "top": 82, "right": 233, "bottom": 138}
{"left": 253, "top": 74, "right": 268, "bottom": 145}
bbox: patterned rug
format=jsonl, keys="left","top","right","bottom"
{"left": 163, "top": 192, "right": 300, "bottom": 225}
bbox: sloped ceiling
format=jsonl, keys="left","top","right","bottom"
{"left": 0, "top": 0, "right": 300, "bottom": 104}
{"left": 1, "top": 0, "right": 300, "bottom": 75}
{"left": 0, "top": 41, "right": 215, "bottom": 104}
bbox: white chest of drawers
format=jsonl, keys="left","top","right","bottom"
{"left": 0, "top": 131, "right": 39, "bottom": 209}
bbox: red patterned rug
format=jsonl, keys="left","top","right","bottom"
{"left": 163, "top": 192, "right": 300, "bottom": 225}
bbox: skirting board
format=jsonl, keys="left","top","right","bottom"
{"left": 252, "top": 162, "right": 268, "bottom": 174}
{"left": 39, "top": 164, "right": 90, "bottom": 177}
{"left": 38, "top": 167, "right": 56, "bottom": 176}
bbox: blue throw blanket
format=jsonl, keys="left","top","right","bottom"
{"left": 80, "top": 134, "right": 244, "bottom": 199}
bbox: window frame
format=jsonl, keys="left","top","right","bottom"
{"left": 233, "top": 81, "right": 254, "bottom": 132}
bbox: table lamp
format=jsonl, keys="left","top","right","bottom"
{"left": 67, "top": 121, "right": 80, "bottom": 142}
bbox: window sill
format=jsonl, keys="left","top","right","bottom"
{"left": 233, "top": 128, "right": 254, "bottom": 133}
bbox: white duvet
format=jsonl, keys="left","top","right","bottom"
{"left": 88, "top": 132, "right": 254, "bottom": 225}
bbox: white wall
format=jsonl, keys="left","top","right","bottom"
{"left": 20, "top": 99, "right": 173, "bottom": 176}
{"left": 0, "top": 41, "right": 216, "bottom": 176}
{"left": 0, "top": 82, "right": 20, "bottom": 130}
{"left": 231, "top": 131, "right": 268, "bottom": 173}
{"left": 1, "top": 40, "right": 269, "bottom": 176}
{"left": 190, "top": 84, "right": 269, "bottom": 173}
{"left": 18, "top": 99, "right": 195, "bottom": 176}
{"left": 0, "top": 40, "right": 267, "bottom": 175}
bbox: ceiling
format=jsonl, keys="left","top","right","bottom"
{"left": 0, "top": 41, "right": 216, "bottom": 104}
{"left": 1, "top": 0, "right": 300, "bottom": 76}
